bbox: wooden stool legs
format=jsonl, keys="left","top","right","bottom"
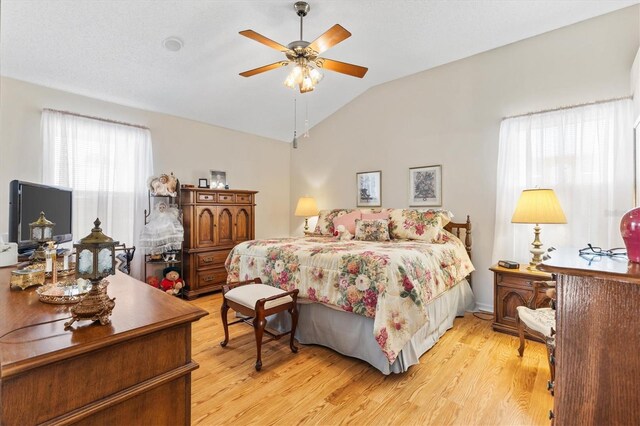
{"left": 220, "top": 298, "right": 230, "bottom": 348}
{"left": 253, "top": 315, "right": 266, "bottom": 371}
{"left": 516, "top": 311, "right": 525, "bottom": 357}
{"left": 289, "top": 304, "right": 299, "bottom": 354}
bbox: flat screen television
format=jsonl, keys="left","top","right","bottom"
{"left": 8, "top": 180, "right": 73, "bottom": 252}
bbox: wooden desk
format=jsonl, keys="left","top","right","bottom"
{"left": 0, "top": 267, "right": 208, "bottom": 425}
{"left": 539, "top": 249, "right": 640, "bottom": 425}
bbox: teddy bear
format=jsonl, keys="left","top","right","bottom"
{"left": 334, "top": 224, "right": 354, "bottom": 241}
{"left": 160, "top": 266, "right": 185, "bottom": 296}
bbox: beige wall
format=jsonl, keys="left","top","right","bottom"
{"left": 290, "top": 6, "right": 639, "bottom": 311}
{"left": 0, "top": 77, "right": 291, "bottom": 241}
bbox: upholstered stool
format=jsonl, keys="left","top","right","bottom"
{"left": 516, "top": 305, "right": 556, "bottom": 382}
{"left": 220, "top": 278, "right": 299, "bottom": 371}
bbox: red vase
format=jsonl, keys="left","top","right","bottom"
{"left": 621, "top": 207, "right": 640, "bottom": 263}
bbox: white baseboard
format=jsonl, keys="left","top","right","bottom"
{"left": 474, "top": 302, "right": 493, "bottom": 314}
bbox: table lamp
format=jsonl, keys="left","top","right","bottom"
{"left": 511, "top": 188, "right": 567, "bottom": 270}
{"left": 295, "top": 196, "right": 319, "bottom": 233}
{"left": 65, "top": 218, "right": 118, "bottom": 329}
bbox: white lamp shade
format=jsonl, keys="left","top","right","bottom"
{"left": 511, "top": 188, "right": 567, "bottom": 224}
{"left": 295, "top": 197, "right": 319, "bottom": 217}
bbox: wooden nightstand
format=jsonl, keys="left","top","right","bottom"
{"left": 490, "top": 263, "right": 553, "bottom": 342}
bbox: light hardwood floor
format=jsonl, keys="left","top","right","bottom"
{"left": 190, "top": 293, "right": 552, "bottom": 425}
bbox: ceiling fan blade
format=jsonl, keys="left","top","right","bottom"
{"left": 239, "top": 61, "right": 288, "bottom": 77}
{"left": 239, "top": 30, "right": 289, "bottom": 52}
{"left": 307, "top": 24, "right": 351, "bottom": 55}
{"left": 318, "top": 58, "right": 368, "bottom": 78}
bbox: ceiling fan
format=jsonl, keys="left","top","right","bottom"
{"left": 239, "top": 1, "right": 368, "bottom": 93}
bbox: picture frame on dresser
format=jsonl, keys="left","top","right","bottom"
{"left": 356, "top": 170, "right": 381, "bottom": 207}
{"left": 409, "top": 165, "right": 442, "bottom": 207}
{"left": 209, "top": 170, "right": 227, "bottom": 189}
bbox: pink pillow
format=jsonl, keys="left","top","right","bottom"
{"left": 332, "top": 211, "right": 362, "bottom": 235}
{"left": 362, "top": 211, "right": 389, "bottom": 221}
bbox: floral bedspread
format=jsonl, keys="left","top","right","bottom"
{"left": 225, "top": 232, "right": 474, "bottom": 364}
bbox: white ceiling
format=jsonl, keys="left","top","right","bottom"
{"left": 1, "top": 0, "right": 638, "bottom": 142}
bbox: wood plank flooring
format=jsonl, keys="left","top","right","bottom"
{"left": 190, "top": 293, "right": 552, "bottom": 425}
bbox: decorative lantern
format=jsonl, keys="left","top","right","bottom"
{"left": 64, "top": 218, "right": 118, "bottom": 329}
{"left": 29, "top": 211, "right": 55, "bottom": 261}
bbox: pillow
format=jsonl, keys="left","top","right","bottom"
{"left": 314, "top": 209, "right": 356, "bottom": 235}
{"left": 332, "top": 210, "right": 362, "bottom": 235}
{"left": 354, "top": 219, "right": 391, "bottom": 242}
{"left": 388, "top": 209, "right": 452, "bottom": 242}
{"left": 362, "top": 211, "right": 389, "bottom": 221}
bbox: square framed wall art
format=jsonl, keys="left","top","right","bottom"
{"left": 409, "top": 165, "right": 442, "bottom": 206}
{"left": 356, "top": 170, "right": 382, "bottom": 207}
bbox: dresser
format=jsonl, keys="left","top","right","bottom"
{"left": 181, "top": 188, "right": 257, "bottom": 299}
{"left": 490, "top": 263, "right": 553, "bottom": 341}
{"left": 538, "top": 249, "right": 640, "bottom": 424}
{"left": 0, "top": 268, "right": 207, "bottom": 425}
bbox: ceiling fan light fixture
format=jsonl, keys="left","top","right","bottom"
{"left": 300, "top": 75, "right": 314, "bottom": 93}
{"left": 240, "top": 1, "right": 367, "bottom": 91}
{"left": 309, "top": 67, "right": 323, "bottom": 84}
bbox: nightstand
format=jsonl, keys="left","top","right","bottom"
{"left": 489, "top": 263, "right": 553, "bottom": 342}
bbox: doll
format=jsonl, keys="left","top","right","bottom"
{"left": 139, "top": 201, "right": 184, "bottom": 255}
{"left": 160, "top": 266, "right": 184, "bottom": 296}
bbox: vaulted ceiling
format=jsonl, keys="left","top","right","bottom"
{"left": 1, "top": 0, "right": 637, "bottom": 142}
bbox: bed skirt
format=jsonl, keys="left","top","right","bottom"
{"left": 267, "top": 279, "right": 475, "bottom": 374}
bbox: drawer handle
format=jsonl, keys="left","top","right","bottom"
{"left": 203, "top": 276, "right": 214, "bottom": 282}
{"left": 202, "top": 257, "right": 214, "bottom": 263}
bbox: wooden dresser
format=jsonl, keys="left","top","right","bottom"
{"left": 181, "top": 188, "right": 257, "bottom": 299}
{"left": 538, "top": 249, "right": 640, "bottom": 424}
{"left": 490, "top": 264, "right": 553, "bottom": 341}
{"left": 0, "top": 268, "right": 207, "bottom": 425}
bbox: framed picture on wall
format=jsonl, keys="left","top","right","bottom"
{"left": 409, "top": 165, "right": 442, "bottom": 206}
{"left": 356, "top": 171, "right": 381, "bottom": 207}
{"left": 209, "top": 170, "right": 227, "bottom": 189}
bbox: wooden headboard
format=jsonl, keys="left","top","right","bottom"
{"left": 444, "top": 215, "right": 472, "bottom": 285}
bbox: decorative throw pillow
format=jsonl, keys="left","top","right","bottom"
{"left": 332, "top": 210, "right": 362, "bottom": 235}
{"left": 314, "top": 209, "right": 356, "bottom": 235}
{"left": 362, "top": 211, "right": 389, "bottom": 221}
{"left": 388, "top": 209, "right": 452, "bottom": 242}
{"left": 354, "top": 219, "right": 391, "bottom": 242}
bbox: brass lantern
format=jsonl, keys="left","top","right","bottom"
{"left": 64, "top": 218, "right": 118, "bottom": 329}
{"left": 29, "top": 211, "right": 55, "bottom": 261}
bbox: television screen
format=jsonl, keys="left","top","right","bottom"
{"left": 9, "top": 180, "right": 73, "bottom": 251}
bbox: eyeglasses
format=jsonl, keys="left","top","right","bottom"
{"left": 578, "top": 244, "right": 627, "bottom": 257}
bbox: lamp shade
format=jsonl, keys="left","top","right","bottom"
{"left": 294, "top": 197, "right": 319, "bottom": 217}
{"left": 511, "top": 189, "right": 567, "bottom": 224}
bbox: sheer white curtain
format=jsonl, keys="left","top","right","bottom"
{"left": 492, "top": 99, "right": 634, "bottom": 264}
{"left": 42, "top": 110, "right": 153, "bottom": 279}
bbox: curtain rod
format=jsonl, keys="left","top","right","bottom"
{"left": 43, "top": 108, "right": 149, "bottom": 130}
{"left": 502, "top": 95, "right": 632, "bottom": 121}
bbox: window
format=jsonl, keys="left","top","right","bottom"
{"left": 492, "top": 99, "right": 634, "bottom": 262}
{"left": 42, "top": 109, "right": 153, "bottom": 278}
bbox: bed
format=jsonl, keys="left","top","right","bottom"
{"left": 225, "top": 212, "right": 474, "bottom": 374}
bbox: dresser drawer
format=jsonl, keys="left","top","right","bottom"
{"left": 197, "top": 192, "right": 216, "bottom": 203}
{"left": 196, "top": 250, "right": 231, "bottom": 269}
{"left": 196, "top": 268, "right": 227, "bottom": 288}
{"left": 218, "top": 193, "right": 234, "bottom": 203}
{"left": 236, "top": 194, "right": 252, "bottom": 204}
{"left": 498, "top": 273, "right": 534, "bottom": 288}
